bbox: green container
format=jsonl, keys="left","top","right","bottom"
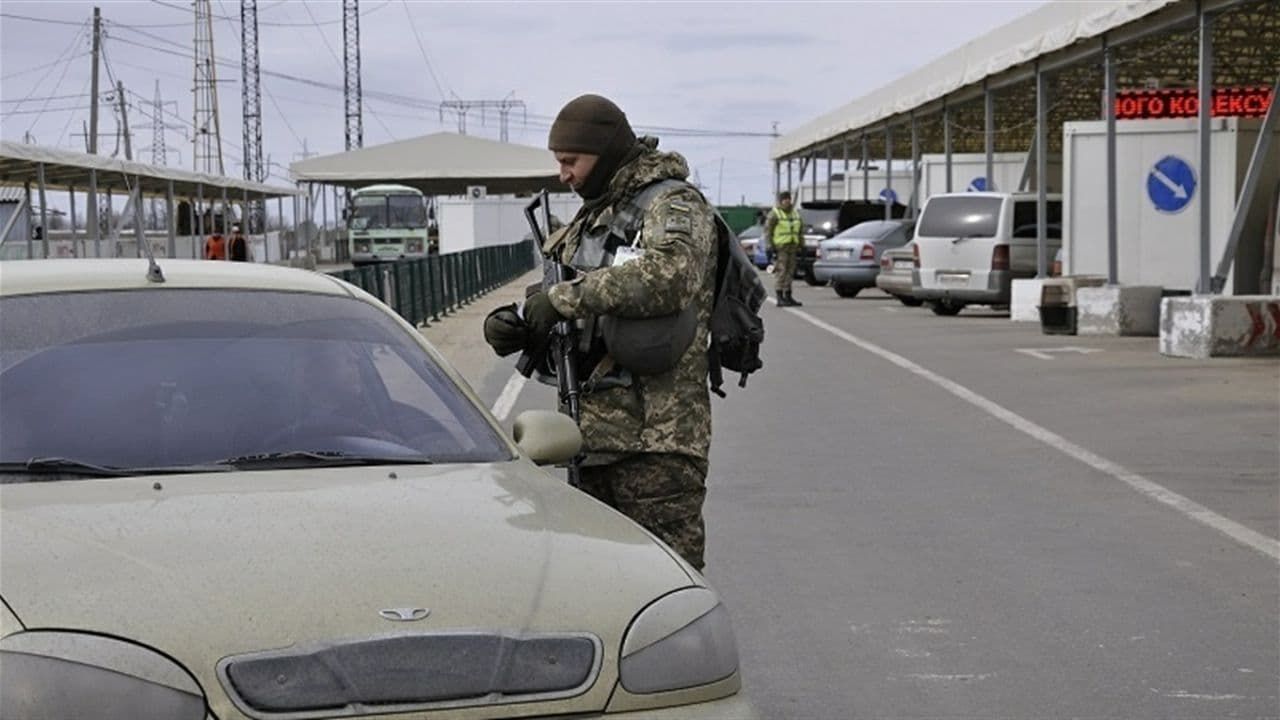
{"left": 715, "top": 205, "right": 766, "bottom": 235}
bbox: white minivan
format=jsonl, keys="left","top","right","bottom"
{"left": 911, "top": 192, "right": 1062, "bottom": 315}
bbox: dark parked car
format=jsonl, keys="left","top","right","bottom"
{"left": 814, "top": 219, "right": 915, "bottom": 297}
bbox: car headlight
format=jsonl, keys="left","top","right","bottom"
{"left": 619, "top": 588, "right": 739, "bottom": 694}
{"left": 0, "top": 632, "right": 205, "bottom": 719}
{"left": 355, "top": 242, "right": 370, "bottom": 253}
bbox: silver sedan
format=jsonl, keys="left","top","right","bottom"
{"left": 812, "top": 219, "right": 915, "bottom": 298}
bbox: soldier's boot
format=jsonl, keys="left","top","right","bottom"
{"left": 787, "top": 291, "right": 803, "bottom": 307}
{"left": 777, "top": 291, "right": 795, "bottom": 307}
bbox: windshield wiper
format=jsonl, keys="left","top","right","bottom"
{"left": 952, "top": 235, "right": 977, "bottom": 244}
{"left": 0, "top": 457, "right": 231, "bottom": 479}
{"left": 215, "top": 450, "right": 434, "bottom": 469}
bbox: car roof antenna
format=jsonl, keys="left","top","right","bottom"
{"left": 121, "top": 170, "right": 165, "bottom": 283}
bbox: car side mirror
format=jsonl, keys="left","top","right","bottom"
{"left": 512, "top": 410, "right": 582, "bottom": 466}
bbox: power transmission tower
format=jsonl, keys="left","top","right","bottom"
{"left": 342, "top": 0, "right": 362, "bottom": 152}
{"left": 193, "top": 0, "right": 225, "bottom": 175}
{"left": 241, "top": 0, "right": 265, "bottom": 231}
{"left": 149, "top": 80, "right": 171, "bottom": 229}
{"left": 439, "top": 97, "right": 526, "bottom": 140}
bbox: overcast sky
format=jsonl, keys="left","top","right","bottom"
{"left": 2, "top": 0, "right": 1048, "bottom": 206}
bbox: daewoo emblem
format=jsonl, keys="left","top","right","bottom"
{"left": 379, "top": 607, "right": 430, "bottom": 622}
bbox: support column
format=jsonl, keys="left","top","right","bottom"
{"left": 985, "top": 81, "right": 995, "bottom": 191}
{"left": 910, "top": 113, "right": 920, "bottom": 220}
{"left": 1036, "top": 63, "right": 1049, "bottom": 278}
{"left": 69, "top": 185, "right": 79, "bottom": 257}
{"left": 89, "top": 168, "right": 100, "bottom": 257}
{"left": 884, "top": 124, "right": 894, "bottom": 221}
{"left": 825, "top": 150, "right": 833, "bottom": 201}
{"left": 773, "top": 161, "right": 780, "bottom": 198}
{"left": 786, "top": 160, "right": 793, "bottom": 194}
{"left": 36, "top": 164, "right": 49, "bottom": 258}
{"left": 196, "top": 183, "right": 205, "bottom": 258}
{"left": 842, "top": 138, "right": 849, "bottom": 201}
{"left": 944, "top": 101, "right": 953, "bottom": 193}
{"left": 1105, "top": 43, "right": 1118, "bottom": 284}
{"left": 861, "top": 134, "right": 869, "bottom": 203}
{"left": 810, "top": 150, "right": 818, "bottom": 202}
{"left": 167, "top": 180, "right": 176, "bottom": 258}
{"left": 321, "top": 183, "right": 329, "bottom": 261}
{"left": 1196, "top": 6, "right": 1213, "bottom": 293}
{"left": 132, "top": 178, "right": 146, "bottom": 258}
{"left": 23, "top": 181, "right": 33, "bottom": 259}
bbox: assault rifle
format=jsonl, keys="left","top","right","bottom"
{"left": 517, "top": 190, "right": 582, "bottom": 487}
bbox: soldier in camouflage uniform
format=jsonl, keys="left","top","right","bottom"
{"left": 482, "top": 94, "right": 718, "bottom": 570}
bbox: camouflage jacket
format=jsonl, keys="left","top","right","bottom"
{"left": 545, "top": 140, "right": 717, "bottom": 463}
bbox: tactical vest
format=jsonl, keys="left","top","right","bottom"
{"left": 770, "top": 207, "right": 802, "bottom": 246}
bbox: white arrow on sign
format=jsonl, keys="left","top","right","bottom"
{"left": 1150, "top": 167, "right": 1189, "bottom": 200}
{"left": 1015, "top": 346, "right": 1105, "bottom": 360}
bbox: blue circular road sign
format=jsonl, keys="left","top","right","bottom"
{"left": 967, "top": 176, "right": 989, "bottom": 192}
{"left": 879, "top": 188, "right": 898, "bottom": 204}
{"left": 1147, "top": 155, "right": 1197, "bottom": 214}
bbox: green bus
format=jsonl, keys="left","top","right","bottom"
{"left": 347, "top": 184, "right": 430, "bottom": 266}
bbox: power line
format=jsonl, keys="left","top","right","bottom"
{"left": 0, "top": 12, "right": 91, "bottom": 26}
{"left": 1, "top": 51, "right": 91, "bottom": 82}
{"left": 146, "top": 0, "right": 391, "bottom": 27}
{"left": 400, "top": 0, "right": 450, "bottom": 101}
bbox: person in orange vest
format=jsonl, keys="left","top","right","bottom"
{"left": 204, "top": 231, "right": 226, "bottom": 260}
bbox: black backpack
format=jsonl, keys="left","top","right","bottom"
{"left": 612, "top": 180, "right": 766, "bottom": 397}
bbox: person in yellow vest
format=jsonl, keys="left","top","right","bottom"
{"left": 764, "top": 190, "right": 803, "bottom": 306}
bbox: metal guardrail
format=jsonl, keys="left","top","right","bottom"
{"left": 329, "top": 239, "right": 538, "bottom": 327}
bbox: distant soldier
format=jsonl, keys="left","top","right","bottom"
{"left": 482, "top": 94, "right": 719, "bottom": 570}
{"left": 765, "top": 190, "right": 803, "bottom": 306}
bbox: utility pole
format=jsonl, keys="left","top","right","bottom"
{"left": 193, "top": 0, "right": 225, "bottom": 175}
{"left": 342, "top": 0, "right": 363, "bottom": 152}
{"left": 440, "top": 97, "right": 526, "bottom": 140}
{"left": 87, "top": 6, "right": 101, "bottom": 249}
{"left": 117, "top": 81, "right": 132, "bottom": 161}
{"left": 241, "top": 0, "right": 265, "bottom": 231}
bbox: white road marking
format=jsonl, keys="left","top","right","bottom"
{"left": 906, "top": 673, "right": 994, "bottom": 682}
{"left": 1164, "top": 691, "right": 1246, "bottom": 700}
{"left": 491, "top": 373, "right": 527, "bottom": 422}
{"left": 788, "top": 308, "right": 1280, "bottom": 564}
{"left": 1015, "top": 346, "right": 1105, "bottom": 360}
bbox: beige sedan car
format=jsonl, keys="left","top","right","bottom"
{"left": 0, "top": 260, "right": 757, "bottom": 720}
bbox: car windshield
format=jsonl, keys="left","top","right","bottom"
{"left": 918, "top": 196, "right": 1003, "bottom": 238}
{"left": 833, "top": 221, "right": 897, "bottom": 240}
{"left": 0, "top": 289, "right": 509, "bottom": 478}
{"left": 388, "top": 194, "right": 427, "bottom": 228}
{"left": 737, "top": 225, "right": 762, "bottom": 240}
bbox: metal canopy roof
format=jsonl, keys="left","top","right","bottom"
{"left": 772, "top": 0, "right": 1278, "bottom": 162}
{"left": 0, "top": 141, "right": 303, "bottom": 198}
{"left": 288, "top": 132, "right": 567, "bottom": 196}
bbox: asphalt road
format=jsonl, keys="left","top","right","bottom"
{"left": 462, "top": 279, "right": 1279, "bottom": 720}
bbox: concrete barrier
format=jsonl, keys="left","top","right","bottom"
{"left": 1160, "top": 295, "right": 1280, "bottom": 358}
{"left": 1077, "top": 285, "right": 1163, "bottom": 336}
{"left": 1010, "top": 278, "right": 1046, "bottom": 322}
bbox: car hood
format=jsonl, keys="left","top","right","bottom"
{"left": 0, "top": 462, "right": 696, "bottom": 714}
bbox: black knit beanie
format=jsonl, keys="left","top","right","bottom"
{"left": 548, "top": 94, "right": 637, "bottom": 199}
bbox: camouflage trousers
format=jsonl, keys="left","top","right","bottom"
{"left": 578, "top": 453, "right": 708, "bottom": 570}
{"left": 774, "top": 243, "right": 799, "bottom": 293}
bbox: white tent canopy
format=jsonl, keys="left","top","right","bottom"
{"left": 289, "top": 132, "right": 567, "bottom": 196}
{"left": 771, "top": 0, "right": 1183, "bottom": 160}
{"left": 0, "top": 140, "right": 302, "bottom": 198}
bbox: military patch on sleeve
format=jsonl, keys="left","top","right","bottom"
{"left": 664, "top": 202, "right": 693, "bottom": 233}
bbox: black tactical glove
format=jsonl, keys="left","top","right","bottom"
{"left": 523, "top": 290, "right": 567, "bottom": 341}
{"left": 483, "top": 303, "right": 528, "bottom": 357}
